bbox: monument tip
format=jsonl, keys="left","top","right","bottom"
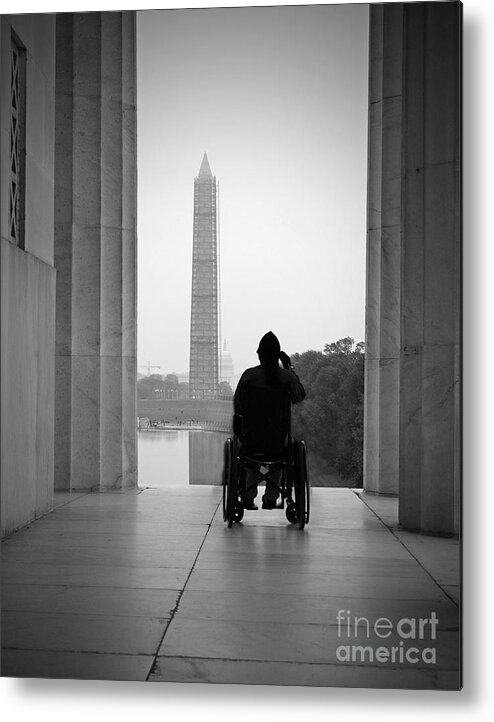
{"left": 198, "top": 152, "right": 213, "bottom": 178}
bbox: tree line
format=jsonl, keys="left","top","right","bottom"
{"left": 137, "top": 373, "right": 233, "bottom": 400}
{"left": 290, "top": 337, "right": 364, "bottom": 486}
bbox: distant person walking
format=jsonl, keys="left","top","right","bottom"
{"left": 234, "top": 331, "right": 305, "bottom": 509}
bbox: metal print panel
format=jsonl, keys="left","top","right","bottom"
{"left": 0, "top": 1, "right": 461, "bottom": 691}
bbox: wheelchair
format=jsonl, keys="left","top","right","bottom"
{"left": 222, "top": 386, "right": 310, "bottom": 529}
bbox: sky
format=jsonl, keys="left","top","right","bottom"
{"left": 137, "top": 3, "right": 369, "bottom": 377}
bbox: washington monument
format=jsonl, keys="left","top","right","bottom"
{"left": 189, "top": 153, "right": 219, "bottom": 399}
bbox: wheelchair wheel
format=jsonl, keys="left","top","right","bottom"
{"left": 233, "top": 503, "right": 244, "bottom": 523}
{"left": 222, "top": 438, "right": 239, "bottom": 527}
{"left": 301, "top": 441, "right": 310, "bottom": 525}
{"left": 294, "top": 440, "right": 310, "bottom": 529}
{"left": 222, "top": 439, "right": 230, "bottom": 522}
{"left": 285, "top": 502, "right": 298, "bottom": 525}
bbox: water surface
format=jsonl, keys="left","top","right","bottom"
{"left": 138, "top": 427, "right": 348, "bottom": 488}
{"left": 138, "top": 429, "right": 227, "bottom": 488}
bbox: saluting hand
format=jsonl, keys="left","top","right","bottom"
{"left": 279, "top": 351, "right": 291, "bottom": 369}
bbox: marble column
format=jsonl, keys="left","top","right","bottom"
{"left": 54, "top": 12, "right": 137, "bottom": 490}
{"left": 364, "top": 2, "right": 461, "bottom": 533}
{"left": 398, "top": 2, "right": 461, "bottom": 533}
{"left": 364, "top": 3, "right": 403, "bottom": 496}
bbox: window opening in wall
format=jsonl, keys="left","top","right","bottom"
{"left": 9, "top": 33, "right": 26, "bottom": 249}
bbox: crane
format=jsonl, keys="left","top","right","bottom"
{"left": 139, "top": 362, "right": 161, "bottom": 376}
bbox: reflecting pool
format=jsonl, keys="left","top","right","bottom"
{"left": 138, "top": 429, "right": 228, "bottom": 488}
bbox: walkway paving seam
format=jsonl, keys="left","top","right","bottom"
{"left": 144, "top": 496, "right": 223, "bottom": 681}
{"left": 3, "top": 645, "right": 158, "bottom": 658}
{"left": 52, "top": 492, "right": 92, "bottom": 508}
{"left": 353, "top": 491, "right": 460, "bottom": 609}
{"left": 1, "top": 607, "right": 171, "bottom": 621}
{"left": 157, "top": 652, "right": 455, "bottom": 671}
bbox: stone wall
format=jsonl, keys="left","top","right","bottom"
{"left": 0, "top": 15, "right": 56, "bottom": 535}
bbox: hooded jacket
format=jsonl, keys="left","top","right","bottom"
{"left": 233, "top": 333, "right": 306, "bottom": 415}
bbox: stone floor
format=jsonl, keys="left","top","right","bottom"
{"left": 0, "top": 486, "right": 461, "bottom": 690}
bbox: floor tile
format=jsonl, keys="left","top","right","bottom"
{"left": 1, "top": 562, "right": 190, "bottom": 589}
{"left": 2, "top": 531, "right": 207, "bottom": 552}
{"left": 52, "top": 492, "right": 90, "bottom": 509}
{"left": 185, "top": 568, "right": 449, "bottom": 601}
{"left": 2, "top": 584, "right": 180, "bottom": 618}
{"left": 206, "top": 523, "right": 401, "bottom": 543}
{"left": 2, "top": 611, "right": 168, "bottom": 655}
{"left": 2, "top": 649, "right": 154, "bottom": 681}
{"left": 394, "top": 535, "right": 460, "bottom": 586}
{"left": 172, "top": 589, "right": 460, "bottom": 629}
{"left": 149, "top": 656, "right": 461, "bottom": 690}
{"left": 200, "top": 536, "right": 412, "bottom": 560}
{"left": 157, "top": 617, "right": 459, "bottom": 669}
{"left": 1, "top": 545, "right": 198, "bottom": 569}
{"left": 194, "top": 550, "right": 431, "bottom": 579}
{"left": 19, "top": 519, "right": 211, "bottom": 535}
{"left": 442, "top": 585, "right": 461, "bottom": 604}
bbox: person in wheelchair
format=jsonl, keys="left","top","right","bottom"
{"left": 233, "top": 331, "right": 306, "bottom": 510}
